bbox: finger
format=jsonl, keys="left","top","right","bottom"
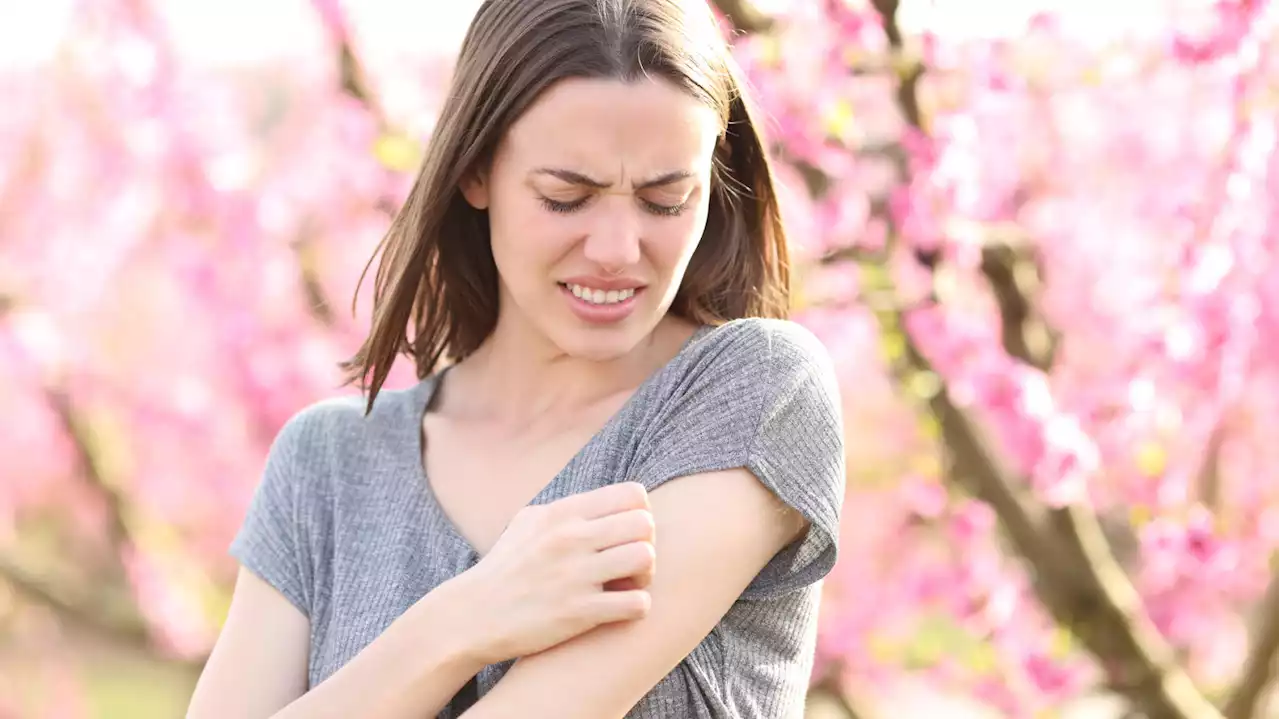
{"left": 584, "top": 589, "right": 651, "bottom": 624}
{"left": 603, "top": 576, "right": 640, "bottom": 592}
{"left": 587, "top": 540, "right": 656, "bottom": 585}
{"left": 603, "top": 564, "right": 653, "bottom": 591}
{"left": 586, "top": 508, "right": 655, "bottom": 550}
{"left": 551, "top": 482, "right": 649, "bottom": 521}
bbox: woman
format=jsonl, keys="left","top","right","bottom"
{"left": 188, "top": 0, "right": 845, "bottom": 717}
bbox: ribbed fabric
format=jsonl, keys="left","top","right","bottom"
{"left": 229, "top": 317, "right": 846, "bottom": 718}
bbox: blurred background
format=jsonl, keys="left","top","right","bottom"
{"left": 1, "top": 0, "right": 1277, "bottom": 717}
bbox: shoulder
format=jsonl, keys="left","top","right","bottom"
{"left": 266, "top": 384, "right": 422, "bottom": 468}
{"left": 636, "top": 317, "right": 841, "bottom": 447}
{"left": 684, "top": 317, "right": 838, "bottom": 392}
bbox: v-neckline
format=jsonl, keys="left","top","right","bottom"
{"left": 409, "top": 324, "right": 713, "bottom": 562}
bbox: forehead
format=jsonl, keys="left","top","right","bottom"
{"left": 500, "top": 77, "right": 722, "bottom": 175}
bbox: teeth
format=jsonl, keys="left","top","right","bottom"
{"left": 566, "top": 283, "right": 636, "bottom": 305}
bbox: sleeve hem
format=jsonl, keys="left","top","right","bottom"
{"left": 229, "top": 541, "right": 311, "bottom": 618}
{"left": 740, "top": 452, "right": 840, "bottom": 601}
{"left": 635, "top": 453, "right": 840, "bottom": 602}
{"left": 739, "top": 331, "right": 843, "bottom": 601}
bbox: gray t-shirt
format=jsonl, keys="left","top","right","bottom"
{"left": 230, "top": 317, "right": 846, "bottom": 718}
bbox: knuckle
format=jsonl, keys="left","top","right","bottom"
{"left": 601, "top": 481, "right": 644, "bottom": 505}
{"left": 567, "top": 593, "right": 593, "bottom": 617}
{"left": 514, "top": 503, "right": 546, "bottom": 526}
{"left": 628, "top": 540, "right": 656, "bottom": 568}
{"left": 628, "top": 591, "right": 652, "bottom": 617}
{"left": 562, "top": 596, "right": 593, "bottom": 625}
{"left": 620, "top": 481, "right": 648, "bottom": 506}
{"left": 629, "top": 508, "right": 656, "bottom": 537}
{"left": 550, "top": 520, "right": 589, "bottom": 550}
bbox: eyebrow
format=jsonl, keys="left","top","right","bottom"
{"left": 531, "top": 167, "right": 694, "bottom": 190}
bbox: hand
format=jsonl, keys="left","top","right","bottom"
{"left": 463, "top": 482, "right": 656, "bottom": 664}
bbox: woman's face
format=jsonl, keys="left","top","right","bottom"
{"left": 461, "top": 77, "right": 721, "bottom": 362}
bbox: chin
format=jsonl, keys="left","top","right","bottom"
{"left": 547, "top": 322, "right": 649, "bottom": 362}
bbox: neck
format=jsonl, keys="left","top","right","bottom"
{"left": 446, "top": 306, "right": 695, "bottom": 424}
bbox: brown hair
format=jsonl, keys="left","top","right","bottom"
{"left": 341, "top": 0, "right": 792, "bottom": 411}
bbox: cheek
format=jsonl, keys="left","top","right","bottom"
{"left": 488, "top": 198, "right": 563, "bottom": 268}
{"left": 654, "top": 204, "right": 711, "bottom": 271}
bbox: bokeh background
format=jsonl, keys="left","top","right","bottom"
{"left": 1, "top": 0, "right": 1277, "bottom": 717}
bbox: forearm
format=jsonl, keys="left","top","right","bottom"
{"left": 271, "top": 574, "right": 485, "bottom": 719}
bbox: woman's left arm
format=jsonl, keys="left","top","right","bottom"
{"left": 460, "top": 466, "right": 807, "bottom": 719}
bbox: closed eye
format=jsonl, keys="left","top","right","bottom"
{"left": 538, "top": 196, "right": 688, "bottom": 217}
{"left": 642, "top": 199, "right": 688, "bottom": 217}
{"left": 539, "top": 196, "right": 589, "bottom": 214}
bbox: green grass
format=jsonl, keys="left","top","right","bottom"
{"left": 82, "top": 658, "right": 195, "bottom": 719}
{"left": 11, "top": 649, "right": 201, "bottom": 719}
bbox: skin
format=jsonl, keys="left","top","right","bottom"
{"left": 186, "top": 76, "right": 805, "bottom": 719}
{"left": 453, "top": 76, "right": 721, "bottom": 417}
{"left": 453, "top": 75, "right": 806, "bottom": 719}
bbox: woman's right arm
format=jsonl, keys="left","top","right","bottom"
{"left": 186, "top": 482, "right": 657, "bottom": 719}
{"left": 187, "top": 565, "right": 484, "bottom": 719}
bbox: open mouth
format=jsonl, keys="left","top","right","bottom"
{"left": 560, "top": 282, "right": 640, "bottom": 305}
{"left": 557, "top": 282, "right": 645, "bottom": 324}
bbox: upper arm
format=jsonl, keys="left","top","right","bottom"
{"left": 463, "top": 319, "right": 847, "bottom": 718}
{"left": 186, "top": 567, "right": 310, "bottom": 719}
{"left": 189, "top": 404, "right": 329, "bottom": 717}
{"left": 461, "top": 467, "right": 806, "bottom": 719}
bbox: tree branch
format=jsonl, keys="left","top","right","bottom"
{"left": 1194, "top": 422, "right": 1225, "bottom": 513}
{"left": 1222, "top": 573, "right": 1279, "bottom": 719}
{"left": 869, "top": 0, "right": 924, "bottom": 129}
{"left": 861, "top": 1, "right": 1226, "bottom": 716}
{"left": 291, "top": 222, "right": 337, "bottom": 327}
{"left": 304, "top": 0, "right": 394, "bottom": 325}
{"left": 311, "top": 0, "right": 388, "bottom": 127}
{"left": 0, "top": 557, "right": 151, "bottom": 654}
{"left": 964, "top": 148, "right": 1220, "bottom": 719}
{"left": 873, "top": 307, "right": 1223, "bottom": 718}
{"left": 41, "top": 386, "right": 134, "bottom": 565}
{"left": 979, "top": 245, "right": 1056, "bottom": 371}
{"left": 808, "top": 670, "right": 869, "bottom": 719}
{"left": 0, "top": 557, "right": 208, "bottom": 673}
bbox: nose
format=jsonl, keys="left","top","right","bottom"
{"left": 582, "top": 199, "right": 642, "bottom": 273}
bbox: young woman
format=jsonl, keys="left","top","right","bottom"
{"left": 187, "top": 0, "right": 845, "bottom": 717}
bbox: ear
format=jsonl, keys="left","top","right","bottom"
{"left": 460, "top": 168, "right": 491, "bottom": 210}
{"left": 717, "top": 131, "right": 733, "bottom": 161}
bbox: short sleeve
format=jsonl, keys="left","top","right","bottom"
{"left": 229, "top": 410, "right": 315, "bottom": 616}
{"left": 629, "top": 319, "right": 846, "bottom": 600}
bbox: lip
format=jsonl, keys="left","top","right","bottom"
{"left": 560, "top": 275, "right": 647, "bottom": 291}
{"left": 559, "top": 283, "right": 643, "bottom": 325}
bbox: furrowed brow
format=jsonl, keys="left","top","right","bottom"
{"left": 531, "top": 168, "right": 694, "bottom": 190}
{"left": 632, "top": 170, "right": 694, "bottom": 190}
{"left": 532, "top": 168, "right": 610, "bottom": 188}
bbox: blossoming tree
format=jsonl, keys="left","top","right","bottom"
{"left": 0, "top": 0, "right": 1274, "bottom": 717}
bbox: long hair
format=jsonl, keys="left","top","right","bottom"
{"left": 340, "top": 0, "right": 792, "bottom": 411}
